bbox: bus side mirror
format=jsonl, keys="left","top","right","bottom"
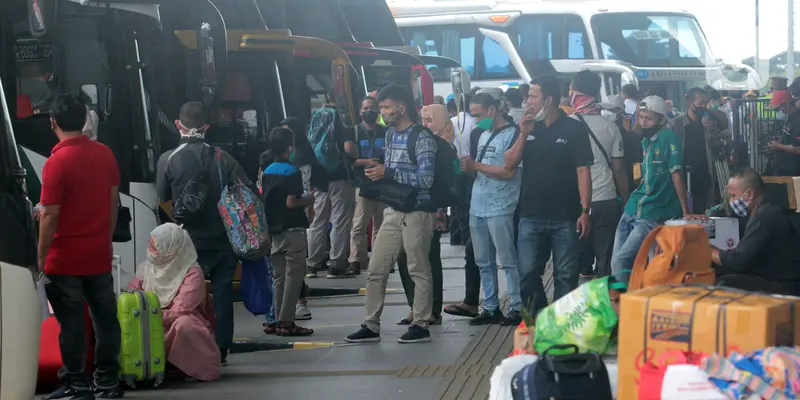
{"left": 197, "top": 21, "right": 227, "bottom": 106}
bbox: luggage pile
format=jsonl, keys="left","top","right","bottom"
{"left": 491, "top": 223, "right": 800, "bottom": 399}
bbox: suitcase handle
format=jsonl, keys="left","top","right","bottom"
{"left": 541, "top": 344, "right": 579, "bottom": 356}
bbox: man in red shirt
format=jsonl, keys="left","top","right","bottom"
{"left": 39, "top": 94, "right": 123, "bottom": 400}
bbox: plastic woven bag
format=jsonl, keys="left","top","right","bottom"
{"left": 216, "top": 148, "right": 270, "bottom": 260}
{"left": 533, "top": 276, "right": 623, "bottom": 355}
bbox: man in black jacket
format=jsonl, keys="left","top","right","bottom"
{"left": 155, "top": 101, "right": 252, "bottom": 365}
{"left": 712, "top": 168, "right": 800, "bottom": 295}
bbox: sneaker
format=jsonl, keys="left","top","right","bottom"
{"left": 398, "top": 325, "right": 431, "bottom": 343}
{"left": 295, "top": 304, "right": 312, "bottom": 321}
{"left": 344, "top": 325, "right": 381, "bottom": 343}
{"left": 347, "top": 262, "right": 361, "bottom": 276}
{"left": 94, "top": 385, "right": 124, "bottom": 399}
{"left": 469, "top": 309, "right": 502, "bottom": 326}
{"left": 220, "top": 348, "right": 229, "bottom": 367}
{"left": 327, "top": 267, "right": 354, "bottom": 279}
{"left": 305, "top": 266, "right": 319, "bottom": 278}
{"left": 501, "top": 310, "right": 523, "bottom": 326}
{"left": 45, "top": 386, "right": 94, "bottom": 400}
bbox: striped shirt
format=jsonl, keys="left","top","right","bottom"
{"left": 385, "top": 125, "right": 437, "bottom": 212}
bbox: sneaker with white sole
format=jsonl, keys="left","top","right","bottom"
{"left": 398, "top": 325, "right": 431, "bottom": 343}
{"left": 345, "top": 325, "right": 381, "bottom": 343}
{"left": 295, "top": 304, "right": 312, "bottom": 320}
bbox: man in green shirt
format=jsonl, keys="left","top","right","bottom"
{"left": 611, "top": 96, "right": 693, "bottom": 284}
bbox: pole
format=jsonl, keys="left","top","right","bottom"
{"left": 756, "top": 0, "right": 762, "bottom": 82}
{"left": 789, "top": 0, "right": 795, "bottom": 80}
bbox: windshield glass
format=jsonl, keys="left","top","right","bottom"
{"left": 591, "top": 13, "right": 715, "bottom": 67}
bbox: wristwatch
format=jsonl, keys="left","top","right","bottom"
{"left": 582, "top": 207, "right": 592, "bottom": 215}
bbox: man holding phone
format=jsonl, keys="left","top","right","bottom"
{"left": 766, "top": 90, "right": 800, "bottom": 176}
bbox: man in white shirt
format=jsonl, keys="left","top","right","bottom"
{"left": 622, "top": 83, "right": 640, "bottom": 116}
{"left": 448, "top": 97, "right": 476, "bottom": 158}
{"left": 570, "top": 71, "right": 630, "bottom": 282}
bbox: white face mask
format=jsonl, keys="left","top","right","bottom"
{"left": 601, "top": 110, "right": 619, "bottom": 122}
{"left": 533, "top": 98, "right": 551, "bottom": 122}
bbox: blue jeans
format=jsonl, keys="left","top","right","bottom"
{"left": 517, "top": 218, "right": 580, "bottom": 315}
{"left": 469, "top": 215, "right": 522, "bottom": 312}
{"left": 610, "top": 213, "right": 659, "bottom": 284}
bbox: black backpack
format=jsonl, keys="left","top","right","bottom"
{"left": 511, "top": 344, "right": 613, "bottom": 400}
{"left": 406, "top": 125, "right": 459, "bottom": 208}
{"left": 170, "top": 143, "right": 214, "bottom": 225}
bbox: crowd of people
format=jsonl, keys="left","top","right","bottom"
{"left": 34, "top": 71, "right": 800, "bottom": 399}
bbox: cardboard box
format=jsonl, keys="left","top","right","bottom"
{"left": 664, "top": 217, "right": 740, "bottom": 250}
{"left": 763, "top": 176, "right": 800, "bottom": 211}
{"left": 618, "top": 286, "right": 800, "bottom": 400}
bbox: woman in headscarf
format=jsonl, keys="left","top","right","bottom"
{"left": 395, "top": 104, "right": 454, "bottom": 326}
{"left": 127, "top": 223, "right": 221, "bottom": 382}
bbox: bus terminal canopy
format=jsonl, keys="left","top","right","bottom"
{"left": 173, "top": 29, "right": 352, "bottom": 62}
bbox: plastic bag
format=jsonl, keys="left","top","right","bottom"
{"left": 533, "top": 276, "right": 622, "bottom": 355}
{"left": 239, "top": 256, "right": 273, "bottom": 315}
{"left": 638, "top": 351, "right": 715, "bottom": 400}
{"left": 511, "top": 321, "right": 536, "bottom": 357}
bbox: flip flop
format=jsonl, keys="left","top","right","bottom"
{"left": 443, "top": 303, "right": 479, "bottom": 318}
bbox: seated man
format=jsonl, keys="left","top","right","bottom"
{"left": 712, "top": 168, "right": 800, "bottom": 295}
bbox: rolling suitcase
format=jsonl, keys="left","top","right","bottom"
{"left": 118, "top": 290, "right": 166, "bottom": 388}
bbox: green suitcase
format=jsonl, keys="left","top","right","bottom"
{"left": 118, "top": 290, "right": 166, "bottom": 388}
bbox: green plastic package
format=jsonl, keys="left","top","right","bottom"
{"left": 533, "top": 276, "right": 623, "bottom": 355}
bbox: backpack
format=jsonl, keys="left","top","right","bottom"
{"left": 405, "top": 125, "right": 460, "bottom": 208}
{"left": 169, "top": 143, "right": 213, "bottom": 225}
{"left": 511, "top": 344, "right": 613, "bottom": 400}
{"left": 215, "top": 148, "right": 270, "bottom": 260}
{"left": 307, "top": 106, "right": 342, "bottom": 173}
{"left": 627, "top": 224, "right": 716, "bottom": 291}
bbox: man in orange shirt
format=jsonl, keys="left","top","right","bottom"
{"left": 39, "top": 94, "right": 123, "bottom": 399}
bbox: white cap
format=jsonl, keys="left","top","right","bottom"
{"left": 638, "top": 95, "right": 670, "bottom": 117}
{"left": 599, "top": 94, "right": 625, "bottom": 112}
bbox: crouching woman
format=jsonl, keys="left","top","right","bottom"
{"left": 128, "top": 222, "right": 221, "bottom": 381}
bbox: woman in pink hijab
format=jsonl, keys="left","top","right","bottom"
{"left": 395, "top": 104, "right": 455, "bottom": 326}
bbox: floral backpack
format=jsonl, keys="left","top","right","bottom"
{"left": 215, "top": 148, "right": 270, "bottom": 259}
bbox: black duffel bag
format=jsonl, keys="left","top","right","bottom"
{"left": 359, "top": 180, "right": 418, "bottom": 213}
{"left": 511, "top": 344, "right": 612, "bottom": 400}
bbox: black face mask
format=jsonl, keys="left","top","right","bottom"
{"left": 693, "top": 106, "right": 707, "bottom": 117}
{"left": 640, "top": 126, "right": 660, "bottom": 138}
{"left": 361, "top": 110, "right": 379, "bottom": 124}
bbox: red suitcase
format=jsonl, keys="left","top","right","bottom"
{"left": 37, "top": 302, "right": 94, "bottom": 392}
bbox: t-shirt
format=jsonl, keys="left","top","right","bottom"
{"left": 261, "top": 160, "right": 309, "bottom": 234}
{"left": 327, "top": 124, "right": 355, "bottom": 182}
{"left": 353, "top": 123, "right": 387, "bottom": 186}
{"left": 40, "top": 135, "right": 120, "bottom": 276}
{"left": 519, "top": 111, "right": 594, "bottom": 221}
{"left": 571, "top": 113, "right": 624, "bottom": 202}
{"left": 624, "top": 128, "right": 684, "bottom": 221}
{"left": 774, "top": 112, "right": 800, "bottom": 176}
{"left": 471, "top": 125, "right": 521, "bottom": 218}
{"left": 451, "top": 112, "right": 476, "bottom": 158}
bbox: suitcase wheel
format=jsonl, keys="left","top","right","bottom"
{"left": 153, "top": 377, "right": 164, "bottom": 388}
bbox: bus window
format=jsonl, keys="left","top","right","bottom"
{"left": 517, "top": 14, "right": 591, "bottom": 61}
{"left": 405, "top": 27, "right": 476, "bottom": 78}
{"left": 482, "top": 36, "right": 514, "bottom": 78}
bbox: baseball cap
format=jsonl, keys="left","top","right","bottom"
{"left": 767, "top": 89, "right": 792, "bottom": 110}
{"left": 476, "top": 87, "right": 504, "bottom": 102}
{"left": 637, "top": 95, "right": 670, "bottom": 117}
{"left": 599, "top": 94, "right": 624, "bottom": 112}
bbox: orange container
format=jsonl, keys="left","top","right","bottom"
{"left": 617, "top": 285, "right": 800, "bottom": 400}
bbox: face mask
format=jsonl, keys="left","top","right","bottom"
{"left": 710, "top": 104, "right": 720, "bottom": 111}
{"left": 289, "top": 151, "right": 296, "bottom": 161}
{"left": 693, "top": 106, "right": 707, "bottom": 117}
{"left": 361, "top": 110, "right": 379, "bottom": 124}
{"left": 729, "top": 195, "right": 750, "bottom": 217}
{"left": 475, "top": 117, "right": 493, "bottom": 131}
{"left": 533, "top": 98, "right": 551, "bottom": 122}
{"left": 640, "top": 126, "right": 661, "bottom": 137}
{"left": 381, "top": 106, "right": 404, "bottom": 126}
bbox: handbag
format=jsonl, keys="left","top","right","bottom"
{"left": 511, "top": 344, "right": 613, "bottom": 400}
{"left": 359, "top": 180, "right": 418, "bottom": 212}
{"left": 112, "top": 198, "right": 132, "bottom": 243}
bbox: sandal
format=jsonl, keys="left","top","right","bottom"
{"left": 262, "top": 322, "right": 277, "bottom": 335}
{"left": 443, "top": 303, "right": 479, "bottom": 318}
{"left": 276, "top": 322, "right": 314, "bottom": 337}
{"left": 397, "top": 312, "right": 413, "bottom": 325}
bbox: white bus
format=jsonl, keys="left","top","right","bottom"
{"left": 390, "top": 0, "right": 761, "bottom": 108}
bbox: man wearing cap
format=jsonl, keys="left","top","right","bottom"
{"left": 766, "top": 89, "right": 800, "bottom": 176}
{"left": 601, "top": 94, "right": 642, "bottom": 201}
{"left": 611, "top": 96, "right": 693, "bottom": 285}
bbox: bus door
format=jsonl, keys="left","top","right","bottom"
{"left": 416, "top": 54, "right": 469, "bottom": 99}
{"left": 342, "top": 46, "right": 433, "bottom": 108}
{"left": 239, "top": 31, "right": 360, "bottom": 127}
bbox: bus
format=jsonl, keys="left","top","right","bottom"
{"left": 391, "top": 0, "right": 763, "bottom": 108}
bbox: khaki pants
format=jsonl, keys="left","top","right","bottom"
{"left": 271, "top": 229, "right": 307, "bottom": 323}
{"left": 349, "top": 188, "right": 386, "bottom": 264}
{"left": 306, "top": 180, "right": 355, "bottom": 269}
{"left": 364, "top": 208, "right": 435, "bottom": 331}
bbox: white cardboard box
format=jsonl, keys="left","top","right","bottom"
{"left": 664, "top": 217, "right": 740, "bottom": 250}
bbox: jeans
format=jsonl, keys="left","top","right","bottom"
{"left": 579, "top": 199, "right": 622, "bottom": 277}
{"left": 463, "top": 237, "right": 481, "bottom": 306}
{"left": 197, "top": 249, "right": 239, "bottom": 351}
{"left": 470, "top": 215, "right": 522, "bottom": 312}
{"left": 398, "top": 230, "right": 443, "bottom": 315}
{"left": 610, "top": 213, "right": 659, "bottom": 285}
{"left": 45, "top": 273, "right": 121, "bottom": 391}
{"left": 517, "top": 218, "right": 580, "bottom": 316}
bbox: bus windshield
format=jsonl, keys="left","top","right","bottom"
{"left": 591, "top": 13, "right": 716, "bottom": 68}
